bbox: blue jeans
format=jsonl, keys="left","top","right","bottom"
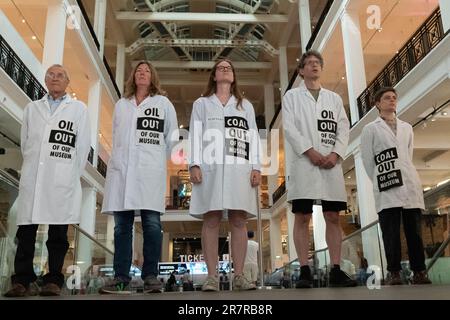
{"left": 113, "top": 210, "right": 162, "bottom": 281}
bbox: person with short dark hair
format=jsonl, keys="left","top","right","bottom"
{"left": 360, "top": 87, "right": 431, "bottom": 285}
{"left": 282, "top": 50, "right": 356, "bottom": 288}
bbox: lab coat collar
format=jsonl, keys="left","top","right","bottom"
{"left": 298, "top": 80, "right": 323, "bottom": 103}
{"left": 210, "top": 94, "right": 237, "bottom": 108}
{"left": 130, "top": 95, "right": 153, "bottom": 108}
{"left": 375, "top": 116, "right": 398, "bottom": 139}
{"left": 37, "top": 94, "right": 72, "bottom": 120}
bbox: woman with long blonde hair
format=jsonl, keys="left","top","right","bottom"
{"left": 189, "top": 59, "right": 261, "bottom": 291}
{"left": 100, "top": 61, "right": 178, "bottom": 294}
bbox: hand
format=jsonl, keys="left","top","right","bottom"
{"left": 250, "top": 170, "right": 261, "bottom": 187}
{"left": 320, "top": 152, "right": 339, "bottom": 169}
{"left": 190, "top": 166, "right": 202, "bottom": 184}
{"left": 304, "top": 148, "right": 326, "bottom": 167}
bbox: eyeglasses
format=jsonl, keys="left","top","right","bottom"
{"left": 216, "top": 66, "right": 233, "bottom": 72}
{"left": 304, "top": 60, "right": 322, "bottom": 66}
{"left": 45, "top": 72, "right": 67, "bottom": 80}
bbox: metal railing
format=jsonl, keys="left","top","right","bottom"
{"left": 103, "top": 55, "right": 122, "bottom": 98}
{"left": 76, "top": 0, "right": 121, "bottom": 98}
{"left": 356, "top": 8, "right": 446, "bottom": 120}
{"left": 272, "top": 181, "right": 286, "bottom": 204}
{"left": 97, "top": 156, "right": 107, "bottom": 178}
{"left": 0, "top": 34, "right": 46, "bottom": 101}
{"left": 71, "top": 224, "right": 114, "bottom": 256}
{"left": 76, "top": 0, "right": 100, "bottom": 50}
{"left": 305, "top": 0, "right": 335, "bottom": 51}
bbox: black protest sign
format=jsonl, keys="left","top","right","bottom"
{"left": 375, "top": 148, "right": 403, "bottom": 192}
{"left": 318, "top": 109, "right": 337, "bottom": 146}
{"left": 48, "top": 120, "right": 77, "bottom": 160}
{"left": 136, "top": 107, "right": 164, "bottom": 145}
{"left": 225, "top": 116, "right": 250, "bottom": 160}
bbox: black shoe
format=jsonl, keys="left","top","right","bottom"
{"left": 296, "top": 266, "right": 313, "bottom": 289}
{"left": 329, "top": 268, "right": 357, "bottom": 287}
{"left": 386, "top": 271, "right": 403, "bottom": 285}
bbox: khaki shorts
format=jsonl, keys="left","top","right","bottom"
{"left": 243, "top": 263, "right": 258, "bottom": 282}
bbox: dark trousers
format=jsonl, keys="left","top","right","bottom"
{"left": 378, "top": 208, "right": 426, "bottom": 272}
{"left": 11, "top": 224, "right": 69, "bottom": 288}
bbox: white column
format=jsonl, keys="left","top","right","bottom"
{"left": 94, "top": 0, "right": 107, "bottom": 57}
{"left": 278, "top": 46, "right": 289, "bottom": 95}
{"left": 440, "top": 0, "right": 450, "bottom": 32}
{"left": 264, "top": 84, "right": 275, "bottom": 130}
{"left": 354, "top": 148, "right": 386, "bottom": 274}
{"left": 161, "top": 232, "right": 171, "bottom": 262}
{"left": 299, "top": 0, "right": 312, "bottom": 53}
{"left": 115, "top": 43, "right": 126, "bottom": 95}
{"left": 77, "top": 187, "right": 97, "bottom": 273}
{"left": 341, "top": 10, "right": 367, "bottom": 125}
{"left": 105, "top": 215, "right": 114, "bottom": 264}
{"left": 269, "top": 216, "right": 283, "bottom": 271}
{"left": 285, "top": 205, "right": 297, "bottom": 262}
{"left": 42, "top": 0, "right": 67, "bottom": 71}
{"left": 87, "top": 80, "right": 102, "bottom": 167}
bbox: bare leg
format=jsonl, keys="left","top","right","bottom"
{"left": 323, "top": 211, "right": 342, "bottom": 266}
{"left": 202, "top": 211, "right": 222, "bottom": 277}
{"left": 293, "top": 213, "right": 312, "bottom": 266}
{"left": 228, "top": 210, "right": 248, "bottom": 276}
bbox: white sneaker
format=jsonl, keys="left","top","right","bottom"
{"left": 202, "top": 276, "right": 219, "bottom": 292}
{"left": 233, "top": 275, "right": 256, "bottom": 291}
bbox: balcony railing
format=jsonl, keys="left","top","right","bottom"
{"left": 76, "top": 0, "right": 121, "bottom": 98}
{"left": 97, "top": 156, "right": 107, "bottom": 178}
{"left": 357, "top": 8, "right": 446, "bottom": 120}
{"left": 0, "top": 34, "right": 46, "bottom": 101}
{"left": 87, "top": 147, "right": 108, "bottom": 178}
{"left": 272, "top": 181, "right": 286, "bottom": 205}
{"left": 76, "top": 0, "right": 100, "bottom": 50}
{"left": 305, "top": 0, "right": 335, "bottom": 51}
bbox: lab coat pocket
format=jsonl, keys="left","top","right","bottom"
{"left": 54, "top": 161, "right": 75, "bottom": 189}
{"left": 108, "top": 152, "right": 123, "bottom": 171}
{"left": 137, "top": 145, "right": 165, "bottom": 171}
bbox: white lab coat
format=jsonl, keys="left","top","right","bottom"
{"left": 188, "top": 95, "right": 261, "bottom": 219}
{"left": 16, "top": 95, "right": 91, "bottom": 225}
{"left": 102, "top": 95, "right": 178, "bottom": 215}
{"left": 282, "top": 82, "right": 349, "bottom": 202}
{"left": 360, "top": 117, "right": 424, "bottom": 213}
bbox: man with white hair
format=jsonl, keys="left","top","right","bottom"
{"left": 4, "top": 65, "right": 91, "bottom": 297}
